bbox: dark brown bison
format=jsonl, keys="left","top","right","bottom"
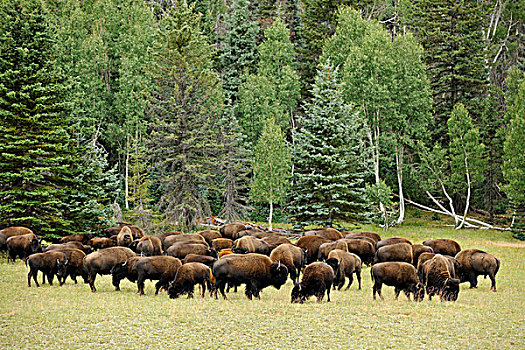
{"left": 154, "top": 231, "right": 181, "bottom": 245}
{"left": 0, "top": 226, "right": 34, "bottom": 239}
{"left": 197, "top": 230, "right": 222, "bottom": 245}
{"left": 182, "top": 254, "right": 217, "bottom": 268}
{"left": 411, "top": 244, "right": 434, "bottom": 266}
{"left": 261, "top": 235, "right": 291, "bottom": 246}
{"left": 455, "top": 249, "right": 500, "bottom": 291}
{"left": 370, "top": 262, "right": 424, "bottom": 301}
{"left": 45, "top": 241, "right": 92, "bottom": 254}
{"left": 131, "top": 236, "right": 162, "bottom": 256}
{"left": 303, "top": 228, "right": 343, "bottom": 241}
{"left": 219, "top": 223, "right": 247, "bottom": 239}
{"left": 423, "top": 239, "right": 461, "bottom": 257}
{"left": 295, "top": 235, "right": 332, "bottom": 264}
{"left": 356, "top": 231, "right": 382, "bottom": 243}
{"left": 89, "top": 237, "right": 115, "bottom": 250}
{"left": 110, "top": 256, "right": 141, "bottom": 290}
{"left": 211, "top": 238, "right": 233, "bottom": 252}
{"left": 83, "top": 247, "right": 136, "bottom": 292}
{"left": 60, "top": 234, "right": 92, "bottom": 245}
{"left": 166, "top": 242, "right": 217, "bottom": 260}
{"left": 418, "top": 254, "right": 460, "bottom": 301}
{"left": 339, "top": 239, "right": 375, "bottom": 266}
{"left": 233, "top": 228, "right": 268, "bottom": 240}
{"left": 328, "top": 249, "right": 362, "bottom": 290}
{"left": 212, "top": 253, "right": 288, "bottom": 300}
{"left": 163, "top": 234, "right": 207, "bottom": 251}
{"left": 374, "top": 243, "right": 413, "bottom": 264}
{"left": 291, "top": 262, "right": 336, "bottom": 303}
{"left": 343, "top": 234, "right": 377, "bottom": 247}
{"left": 318, "top": 240, "right": 348, "bottom": 261}
{"left": 0, "top": 233, "right": 6, "bottom": 252}
{"left": 131, "top": 256, "right": 183, "bottom": 295}
{"left": 232, "top": 236, "right": 274, "bottom": 255}
{"left": 117, "top": 226, "right": 134, "bottom": 247}
{"left": 375, "top": 237, "right": 412, "bottom": 250}
{"left": 26, "top": 251, "right": 67, "bottom": 287}
{"left": 6, "top": 234, "right": 42, "bottom": 262}
{"left": 269, "top": 244, "right": 307, "bottom": 283}
{"left": 167, "top": 262, "right": 213, "bottom": 298}
{"left": 55, "top": 248, "right": 87, "bottom": 285}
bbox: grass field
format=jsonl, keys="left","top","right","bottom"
{"left": 1, "top": 219, "right": 524, "bottom": 349}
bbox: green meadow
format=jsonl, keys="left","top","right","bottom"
{"left": 1, "top": 220, "right": 524, "bottom": 349}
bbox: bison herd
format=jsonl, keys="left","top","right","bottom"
{"left": 0, "top": 223, "right": 501, "bottom": 303}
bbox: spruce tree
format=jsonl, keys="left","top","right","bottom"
{"left": 147, "top": 1, "right": 224, "bottom": 231}
{"left": 289, "top": 62, "right": 369, "bottom": 229}
{"left": 251, "top": 117, "right": 292, "bottom": 230}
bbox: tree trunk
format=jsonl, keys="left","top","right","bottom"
{"left": 125, "top": 133, "right": 130, "bottom": 211}
{"left": 396, "top": 145, "right": 405, "bottom": 225}
{"left": 457, "top": 156, "right": 472, "bottom": 230}
{"left": 268, "top": 200, "right": 273, "bottom": 231}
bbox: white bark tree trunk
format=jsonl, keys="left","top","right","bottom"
{"left": 396, "top": 145, "right": 405, "bottom": 225}
{"left": 125, "top": 133, "right": 130, "bottom": 211}
{"left": 268, "top": 200, "right": 273, "bottom": 231}
{"left": 457, "top": 156, "right": 472, "bottom": 230}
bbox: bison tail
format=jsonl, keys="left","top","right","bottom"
{"left": 370, "top": 268, "right": 374, "bottom": 282}
{"left": 495, "top": 257, "right": 501, "bottom": 275}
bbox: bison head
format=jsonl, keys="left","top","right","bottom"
{"left": 291, "top": 283, "right": 305, "bottom": 303}
{"left": 30, "top": 238, "right": 42, "bottom": 254}
{"left": 270, "top": 261, "right": 288, "bottom": 289}
{"left": 56, "top": 258, "right": 69, "bottom": 280}
{"left": 441, "top": 278, "right": 460, "bottom": 301}
{"left": 231, "top": 246, "right": 249, "bottom": 254}
{"left": 413, "top": 282, "right": 425, "bottom": 302}
{"left": 325, "top": 258, "right": 340, "bottom": 276}
{"left": 111, "top": 260, "right": 130, "bottom": 287}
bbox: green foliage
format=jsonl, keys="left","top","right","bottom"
{"left": 365, "top": 180, "right": 393, "bottom": 226}
{"left": 289, "top": 62, "right": 369, "bottom": 229}
{"left": 147, "top": 0, "right": 224, "bottom": 231}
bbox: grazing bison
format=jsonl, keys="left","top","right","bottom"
{"left": 60, "top": 234, "right": 92, "bottom": 245}
{"left": 0, "top": 226, "right": 34, "bottom": 239}
{"left": 269, "top": 244, "right": 307, "bottom": 283}
{"left": 304, "top": 228, "right": 343, "bottom": 241}
{"left": 163, "top": 234, "right": 207, "bottom": 251}
{"left": 411, "top": 244, "right": 434, "bottom": 266}
{"left": 455, "top": 249, "right": 500, "bottom": 291}
{"left": 340, "top": 239, "right": 375, "bottom": 266}
{"left": 83, "top": 247, "right": 136, "bottom": 292}
{"left": 166, "top": 242, "right": 216, "bottom": 260}
{"left": 110, "top": 257, "right": 141, "bottom": 290}
{"left": 418, "top": 254, "right": 460, "bottom": 301}
{"left": 219, "top": 223, "right": 247, "bottom": 239}
{"left": 318, "top": 240, "right": 348, "bottom": 261}
{"left": 211, "top": 238, "right": 233, "bottom": 252}
{"left": 291, "top": 262, "right": 336, "bottom": 303}
{"left": 197, "top": 230, "right": 222, "bottom": 245}
{"left": 133, "top": 236, "right": 162, "bottom": 256}
{"left": 167, "top": 262, "right": 213, "bottom": 298}
{"left": 27, "top": 251, "right": 67, "bottom": 287}
{"left": 374, "top": 243, "right": 413, "bottom": 264}
{"left": 328, "top": 249, "right": 362, "bottom": 290}
{"left": 370, "top": 262, "right": 424, "bottom": 301}
{"left": 212, "top": 253, "right": 288, "bottom": 300}
{"left": 117, "top": 226, "right": 134, "bottom": 247}
{"left": 55, "top": 249, "right": 87, "bottom": 285}
{"left": 423, "top": 239, "right": 461, "bottom": 257}
{"left": 182, "top": 254, "right": 217, "bottom": 268}
{"left": 375, "top": 237, "right": 412, "bottom": 250}
{"left": 132, "top": 256, "right": 183, "bottom": 295}
{"left": 296, "top": 235, "right": 332, "bottom": 264}
{"left": 89, "top": 237, "right": 115, "bottom": 250}
{"left": 6, "top": 234, "right": 42, "bottom": 263}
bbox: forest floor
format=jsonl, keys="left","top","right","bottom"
{"left": 0, "top": 216, "right": 524, "bottom": 349}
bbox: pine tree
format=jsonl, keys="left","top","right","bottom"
{"left": 147, "top": 0, "right": 224, "bottom": 231}
{"left": 251, "top": 117, "right": 292, "bottom": 230}
{"left": 289, "top": 62, "right": 369, "bottom": 229}
{"left": 410, "top": 0, "right": 488, "bottom": 145}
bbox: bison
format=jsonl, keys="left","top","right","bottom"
{"left": 197, "top": 230, "right": 222, "bottom": 245}
{"left": 83, "top": 247, "right": 136, "bottom": 292}
{"left": 45, "top": 241, "right": 91, "bottom": 254}
{"left": 211, "top": 238, "right": 233, "bottom": 252}
{"left": 26, "top": 251, "right": 67, "bottom": 287}
{"left": 6, "top": 234, "right": 42, "bottom": 263}
{"left": 318, "top": 240, "right": 348, "bottom": 261}
{"left": 291, "top": 262, "right": 336, "bottom": 303}
{"left": 0, "top": 226, "right": 34, "bottom": 239}
{"left": 303, "top": 228, "right": 343, "bottom": 241}
{"left": 55, "top": 248, "right": 88, "bottom": 285}
{"left": 182, "top": 254, "right": 217, "bottom": 268}
{"left": 219, "top": 223, "right": 247, "bottom": 239}
{"left": 163, "top": 234, "right": 206, "bottom": 251}
{"left": 167, "top": 262, "right": 213, "bottom": 298}
{"left": 132, "top": 256, "right": 183, "bottom": 295}
{"left": 423, "top": 239, "right": 461, "bottom": 257}
{"left": 165, "top": 242, "right": 217, "bottom": 260}
{"left": 0, "top": 233, "right": 6, "bottom": 252}
{"left": 295, "top": 235, "right": 332, "bottom": 264}
{"left": 117, "top": 226, "right": 134, "bottom": 247}
{"left": 212, "top": 253, "right": 288, "bottom": 300}
{"left": 411, "top": 244, "right": 434, "bottom": 266}
{"left": 370, "top": 262, "right": 424, "bottom": 301}
{"left": 455, "top": 249, "right": 500, "bottom": 291}
{"left": 343, "top": 234, "right": 377, "bottom": 247}
{"left": 374, "top": 243, "right": 413, "bottom": 264}
{"left": 418, "top": 254, "right": 460, "bottom": 301}
{"left": 60, "top": 234, "right": 92, "bottom": 245}
{"left": 269, "top": 244, "right": 307, "bottom": 283}
{"left": 261, "top": 235, "right": 291, "bottom": 246}
{"left": 232, "top": 236, "right": 273, "bottom": 255}
{"left": 375, "top": 237, "right": 412, "bottom": 250}
{"left": 132, "top": 236, "right": 162, "bottom": 256}
{"left": 340, "top": 239, "right": 375, "bottom": 266}
{"left": 110, "top": 256, "right": 141, "bottom": 290}
{"left": 89, "top": 237, "right": 115, "bottom": 250}
{"left": 328, "top": 249, "right": 362, "bottom": 290}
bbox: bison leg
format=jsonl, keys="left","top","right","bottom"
{"left": 137, "top": 279, "right": 146, "bottom": 296}
{"left": 201, "top": 282, "right": 206, "bottom": 298}
{"left": 394, "top": 287, "right": 401, "bottom": 300}
{"left": 468, "top": 273, "right": 478, "bottom": 288}
{"left": 373, "top": 282, "right": 383, "bottom": 300}
{"left": 28, "top": 269, "right": 36, "bottom": 287}
{"left": 47, "top": 272, "right": 54, "bottom": 286}
{"left": 489, "top": 273, "right": 497, "bottom": 292}
{"left": 345, "top": 274, "right": 354, "bottom": 291}
{"left": 326, "top": 282, "right": 332, "bottom": 302}
{"left": 356, "top": 271, "right": 362, "bottom": 290}
{"left": 215, "top": 280, "right": 227, "bottom": 300}
{"left": 154, "top": 281, "right": 163, "bottom": 295}
{"left": 88, "top": 273, "right": 97, "bottom": 292}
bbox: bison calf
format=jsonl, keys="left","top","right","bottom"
{"left": 167, "top": 262, "right": 213, "bottom": 299}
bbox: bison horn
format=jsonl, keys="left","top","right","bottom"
{"left": 56, "top": 259, "right": 60, "bottom": 264}
{"left": 277, "top": 261, "right": 281, "bottom": 269}
{"left": 123, "top": 260, "right": 128, "bottom": 266}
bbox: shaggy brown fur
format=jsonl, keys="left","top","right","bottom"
{"left": 6, "top": 234, "right": 41, "bottom": 263}
{"left": 328, "top": 249, "right": 362, "bottom": 290}
{"left": 135, "top": 236, "right": 163, "bottom": 256}
{"left": 89, "top": 237, "right": 115, "bottom": 250}
{"left": 26, "top": 251, "right": 67, "bottom": 287}
{"left": 60, "top": 234, "right": 92, "bottom": 245}
{"left": 318, "top": 240, "right": 349, "bottom": 261}
{"left": 423, "top": 239, "right": 461, "bottom": 257}
{"left": 0, "top": 226, "right": 34, "bottom": 239}
{"left": 261, "top": 235, "right": 292, "bottom": 246}
{"left": 219, "top": 223, "right": 247, "bottom": 239}
{"left": 295, "top": 235, "right": 332, "bottom": 263}
{"left": 168, "top": 262, "right": 213, "bottom": 298}
{"left": 411, "top": 244, "right": 434, "bottom": 266}
{"left": 163, "top": 234, "right": 207, "bottom": 251}
{"left": 55, "top": 248, "right": 87, "bottom": 285}
{"left": 182, "top": 254, "right": 217, "bottom": 268}
{"left": 291, "top": 262, "right": 335, "bottom": 303}
{"left": 197, "top": 230, "right": 222, "bottom": 245}
{"left": 211, "top": 238, "right": 233, "bottom": 252}
{"left": 370, "top": 262, "right": 424, "bottom": 301}
{"left": 166, "top": 242, "right": 216, "bottom": 260}
{"left": 343, "top": 234, "right": 377, "bottom": 246}
{"left": 303, "top": 228, "right": 343, "bottom": 241}
{"left": 339, "top": 239, "right": 375, "bottom": 266}
{"left": 117, "top": 226, "right": 134, "bottom": 247}
{"left": 374, "top": 243, "right": 413, "bottom": 264}
{"left": 375, "top": 237, "right": 413, "bottom": 250}
{"left": 418, "top": 254, "right": 460, "bottom": 301}
{"left": 455, "top": 249, "right": 500, "bottom": 291}
{"left": 131, "top": 256, "right": 182, "bottom": 295}
{"left": 269, "top": 244, "right": 306, "bottom": 283}
{"left": 83, "top": 247, "right": 136, "bottom": 292}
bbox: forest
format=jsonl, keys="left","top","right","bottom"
{"left": 0, "top": 0, "right": 524, "bottom": 240}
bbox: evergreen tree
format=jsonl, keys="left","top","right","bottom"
{"left": 289, "top": 62, "right": 369, "bottom": 229}
{"left": 251, "top": 117, "right": 292, "bottom": 230}
{"left": 503, "top": 69, "right": 525, "bottom": 237}
{"left": 147, "top": 0, "right": 224, "bottom": 231}
{"left": 410, "top": 0, "right": 488, "bottom": 145}
{"left": 0, "top": 0, "right": 118, "bottom": 237}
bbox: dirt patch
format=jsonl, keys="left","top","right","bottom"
{"left": 487, "top": 241, "right": 525, "bottom": 248}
